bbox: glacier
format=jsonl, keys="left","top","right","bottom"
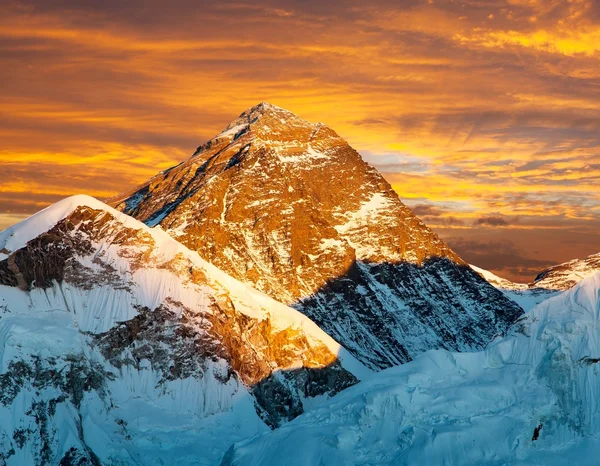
{"left": 225, "top": 271, "right": 600, "bottom": 465}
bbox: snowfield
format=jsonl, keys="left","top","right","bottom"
{"left": 225, "top": 272, "right": 600, "bottom": 466}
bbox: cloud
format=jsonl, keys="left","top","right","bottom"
{"left": 409, "top": 202, "right": 468, "bottom": 227}
{"left": 410, "top": 204, "right": 443, "bottom": 216}
{"left": 422, "top": 215, "right": 466, "bottom": 227}
{"left": 475, "top": 215, "right": 510, "bottom": 227}
{"left": 0, "top": 0, "right": 598, "bottom": 277}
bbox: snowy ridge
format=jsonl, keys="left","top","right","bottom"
{"left": 226, "top": 272, "right": 600, "bottom": 465}
{"left": 469, "top": 264, "right": 529, "bottom": 291}
{"left": 534, "top": 252, "right": 600, "bottom": 291}
{"left": 0, "top": 195, "right": 367, "bottom": 373}
{"left": 0, "top": 195, "right": 368, "bottom": 465}
{"left": 0, "top": 194, "right": 112, "bottom": 259}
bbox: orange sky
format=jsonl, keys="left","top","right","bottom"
{"left": 1, "top": 0, "right": 599, "bottom": 281}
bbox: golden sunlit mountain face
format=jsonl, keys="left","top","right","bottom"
{"left": 1, "top": 0, "right": 599, "bottom": 281}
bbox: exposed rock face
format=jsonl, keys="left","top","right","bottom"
{"left": 533, "top": 252, "right": 600, "bottom": 291}
{"left": 0, "top": 197, "right": 364, "bottom": 464}
{"left": 110, "top": 102, "right": 523, "bottom": 370}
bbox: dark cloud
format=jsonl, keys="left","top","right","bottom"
{"left": 353, "top": 118, "right": 389, "bottom": 126}
{"left": 515, "top": 158, "right": 568, "bottom": 172}
{"left": 392, "top": 107, "right": 600, "bottom": 154}
{"left": 412, "top": 204, "right": 443, "bottom": 216}
{"left": 475, "top": 216, "right": 509, "bottom": 227}
{"left": 421, "top": 215, "right": 465, "bottom": 226}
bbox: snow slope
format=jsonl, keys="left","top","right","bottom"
{"left": 225, "top": 272, "right": 600, "bottom": 466}
{"left": 0, "top": 195, "right": 368, "bottom": 372}
{"left": 0, "top": 195, "right": 369, "bottom": 465}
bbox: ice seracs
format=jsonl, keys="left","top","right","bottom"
{"left": 109, "top": 102, "right": 524, "bottom": 370}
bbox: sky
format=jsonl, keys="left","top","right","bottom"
{"left": 1, "top": 0, "right": 599, "bottom": 282}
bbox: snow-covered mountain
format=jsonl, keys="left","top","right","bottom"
{"left": 0, "top": 195, "right": 369, "bottom": 465}
{"left": 109, "top": 102, "right": 523, "bottom": 370}
{"left": 533, "top": 252, "right": 600, "bottom": 291}
{"left": 2, "top": 102, "right": 597, "bottom": 466}
{"left": 225, "top": 271, "right": 600, "bottom": 466}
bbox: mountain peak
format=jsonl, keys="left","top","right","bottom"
{"left": 236, "top": 101, "right": 307, "bottom": 123}
{"left": 110, "top": 104, "right": 523, "bottom": 370}
{"left": 242, "top": 101, "right": 286, "bottom": 116}
{"left": 191, "top": 102, "right": 327, "bottom": 159}
{"left": 225, "top": 101, "right": 290, "bottom": 129}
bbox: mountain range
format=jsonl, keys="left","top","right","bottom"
{"left": 1, "top": 103, "right": 598, "bottom": 465}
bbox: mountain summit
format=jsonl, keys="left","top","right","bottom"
{"left": 109, "top": 103, "right": 523, "bottom": 370}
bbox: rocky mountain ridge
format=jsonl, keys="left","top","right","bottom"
{"left": 533, "top": 252, "right": 600, "bottom": 291}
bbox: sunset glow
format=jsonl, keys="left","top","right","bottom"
{"left": 2, "top": 0, "right": 599, "bottom": 280}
